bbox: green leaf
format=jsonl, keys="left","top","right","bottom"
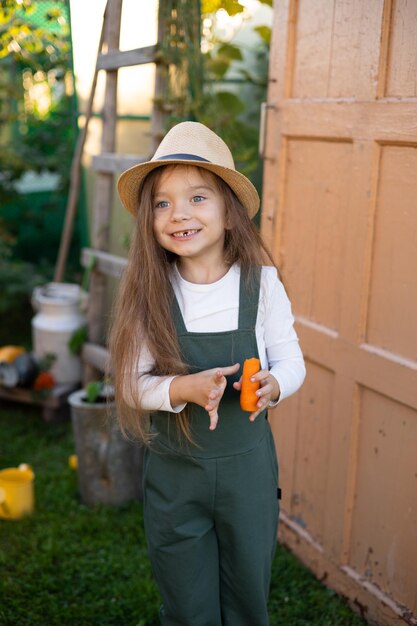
{"left": 258, "top": 0, "right": 273, "bottom": 6}
{"left": 202, "top": 0, "right": 245, "bottom": 16}
{"left": 221, "top": 0, "right": 245, "bottom": 15}
{"left": 207, "top": 56, "right": 230, "bottom": 79}
{"left": 68, "top": 326, "right": 87, "bottom": 356}
{"left": 45, "top": 8, "right": 63, "bottom": 20}
{"left": 217, "top": 42, "right": 243, "bottom": 61}
{"left": 213, "top": 91, "right": 245, "bottom": 115}
{"left": 254, "top": 25, "right": 271, "bottom": 45}
{"left": 201, "top": 0, "right": 222, "bottom": 13}
{"left": 0, "top": 12, "right": 14, "bottom": 26}
{"left": 85, "top": 381, "right": 104, "bottom": 404}
{"left": 37, "top": 352, "right": 57, "bottom": 372}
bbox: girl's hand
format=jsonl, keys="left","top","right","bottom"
{"left": 170, "top": 363, "right": 240, "bottom": 431}
{"left": 202, "top": 364, "right": 240, "bottom": 430}
{"left": 233, "top": 369, "right": 280, "bottom": 422}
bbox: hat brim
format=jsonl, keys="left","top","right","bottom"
{"left": 117, "top": 159, "right": 260, "bottom": 219}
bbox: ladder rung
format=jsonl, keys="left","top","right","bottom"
{"left": 97, "top": 44, "right": 158, "bottom": 70}
{"left": 82, "top": 342, "right": 109, "bottom": 373}
{"left": 91, "top": 152, "right": 147, "bottom": 173}
{"left": 81, "top": 248, "right": 128, "bottom": 279}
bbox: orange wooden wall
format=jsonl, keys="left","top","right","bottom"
{"left": 261, "top": 1, "right": 417, "bottom": 624}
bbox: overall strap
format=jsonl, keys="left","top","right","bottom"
{"left": 238, "top": 266, "right": 261, "bottom": 330}
{"left": 171, "top": 288, "right": 187, "bottom": 335}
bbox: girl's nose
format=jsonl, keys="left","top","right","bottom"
{"left": 171, "top": 201, "right": 191, "bottom": 222}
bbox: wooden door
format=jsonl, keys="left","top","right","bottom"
{"left": 261, "top": 1, "right": 417, "bottom": 624}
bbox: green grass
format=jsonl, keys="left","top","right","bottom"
{"left": 0, "top": 406, "right": 366, "bottom": 626}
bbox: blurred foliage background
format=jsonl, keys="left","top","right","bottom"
{"left": 160, "top": 0, "right": 272, "bottom": 188}
{"left": 0, "top": 0, "right": 272, "bottom": 344}
{"left": 0, "top": 0, "right": 80, "bottom": 341}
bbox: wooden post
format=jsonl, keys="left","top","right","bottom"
{"left": 53, "top": 7, "right": 107, "bottom": 283}
{"left": 86, "top": 0, "right": 123, "bottom": 378}
{"left": 150, "top": 0, "right": 168, "bottom": 152}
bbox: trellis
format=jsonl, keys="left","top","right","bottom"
{"left": 56, "top": 0, "right": 201, "bottom": 379}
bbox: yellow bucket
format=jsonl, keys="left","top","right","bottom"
{"left": 0, "top": 464, "right": 35, "bottom": 520}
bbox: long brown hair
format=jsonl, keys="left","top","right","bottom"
{"left": 108, "top": 165, "right": 275, "bottom": 443}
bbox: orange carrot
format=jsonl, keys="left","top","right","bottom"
{"left": 240, "top": 358, "right": 261, "bottom": 412}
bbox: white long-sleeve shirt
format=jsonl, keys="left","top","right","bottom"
{"left": 133, "top": 264, "right": 305, "bottom": 412}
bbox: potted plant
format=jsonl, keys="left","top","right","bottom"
{"left": 68, "top": 382, "right": 143, "bottom": 506}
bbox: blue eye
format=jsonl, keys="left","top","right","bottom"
{"left": 192, "top": 195, "right": 205, "bottom": 203}
{"left": 154, "top": 200, "right": 169, "bottom": 209}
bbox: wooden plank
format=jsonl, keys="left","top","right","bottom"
{"left": 264, "top": 0, "right": 417, "bottom": 619}
{"left": 91, "top": 152, "right": 147, "bottom": 173}
{"left": 279, "top": 517, "right": 417, "bottom": 626}
{"left": 81, "top": 248, "right": 127, "bottom": 279}
{"left": 0, "top": 383, "right": 77, "bottom": 422}
{"left": 385, "top": 0, "right": 417, "bottom": 98}
{"left": 280, "top": 101, "right": 417, "bottom": 142}
{"left": 81, "top": 342, "right": 109, "bottom": 373}
{"left": 260, "top": 0, "right": 292, "bottom": 249}
{"left": 296, "top": 322, "right": 417, "bottom": 411}
{"left": 53, "top": 5, "right": 107, "bottom": 282}
{"left": 150, "top": 1, "right": 168, "bottom": 151}
{"left": 97, "top": 44, "right": 157, "bottom": 70}
{"left": 0, "top": 384, "right": 76, "bottom": 408}
{"left": 88, "top": 0, "right": 122, "bottom": 356}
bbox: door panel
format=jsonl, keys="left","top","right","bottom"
{"left": 366, "top": 145, "right": 417, "bottom": 359}
{"left": 263, "top": 0, "right": 417, "bottom": 622}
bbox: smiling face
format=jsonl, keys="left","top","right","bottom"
{"left": 152, "top": 165, "right": 228, "bottom": 271}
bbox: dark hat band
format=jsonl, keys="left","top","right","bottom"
{"left": 154, "top": 153, "right": 211, "bottom": 163}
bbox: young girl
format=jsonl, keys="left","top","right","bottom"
{"left": 109, "top": 121, "right": 305, "bottom": 626}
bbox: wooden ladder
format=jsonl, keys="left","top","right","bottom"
{"left": 78, "top": 0, "right": 167, "bottom": 379}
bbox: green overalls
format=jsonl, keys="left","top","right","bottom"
{"left": 143, "top": 269, "right": 279, "bottom": 626}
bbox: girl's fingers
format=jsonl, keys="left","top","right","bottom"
{"left": 206, "top": 389, "right": 222, "bottom": 410}
{"left": 249, "top": 389, "right": 271, "bottom": 421}
{"left": 209, "top": 377, "right": 272, "bottom": 425}
{"left": 220, "top": 363, "right": 240, "bottom": 377}
{"left": 206, "top": 384, "right": 225, "bottom": 420}
{"left": 256, "top": 383, "right": 272, "bottom": 399}
{"left": 209, "top": 380, "right": 227, "bottom": 403}
{"left": 233, "top": 375, "right": 242, "bottom": 391}
{"left": 208, "top": 409, "right": 219, "bottom": 430}
{"left": 249, "top": 403, "right": 267, "bottom": 421}
{"left": 207, "top": 364, "right": 240, "bottom": 430}
{"left": 213, "top": 370, "right": 224, "bottom": 383}
{"left": 209, "top": 388, "right": 221, "bottom": 400}
{"left": 250, "top": 369, "right": 267, "bottom": 379}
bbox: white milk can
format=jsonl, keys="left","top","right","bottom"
{"left": 31, "top": 283, "right": 88, "bottom": 385}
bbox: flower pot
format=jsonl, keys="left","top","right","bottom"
{"left": 68, "top": 387, "right": 143, "bottom": 506}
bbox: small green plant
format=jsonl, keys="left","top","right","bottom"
{"left": 84, "top": 380, "right": 104, "bottom": 404}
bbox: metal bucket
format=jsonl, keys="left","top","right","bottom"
{"left": 31, "top": 283, "right": 88, "bottom": 385}
{"left": 68, "top": 387, "right": 143, "bottom": 506}
{"left": 0, "top": 464, "right": 35, "bottom": 520}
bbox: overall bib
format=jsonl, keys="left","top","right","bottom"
{"left": 143, "top": 269, "right": 279, "bottom": 626}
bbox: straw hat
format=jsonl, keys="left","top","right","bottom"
{"left": 117, "top": 121, "right": 260, "bottom": 218}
